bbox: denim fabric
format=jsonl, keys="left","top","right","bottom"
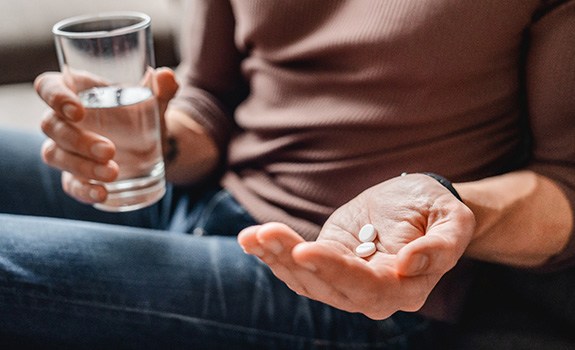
{"left": 0, "top": 129, "right": 439, "bottom": 349}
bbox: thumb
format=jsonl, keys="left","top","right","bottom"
{"left": 153, "top": 67, "right": 179, "bottom": 116}
{"left": 395, "top": 232, "right": 464, "bottom": 277}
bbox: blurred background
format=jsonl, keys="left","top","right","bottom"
{"left": 0, "top": 0, "right": 182, "bottom": 131}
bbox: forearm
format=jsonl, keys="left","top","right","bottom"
{"left": 454, "top": 170, "right": 574, "bottom": 268}
{"left": 163, "top": 108, "right": 219, "bottom": 186}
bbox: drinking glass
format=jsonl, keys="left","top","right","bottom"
{"left": 53, "top": 12, "right": 165, "bottom": 212}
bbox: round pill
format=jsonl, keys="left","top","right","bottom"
{"left": 355, "top": 241, "right": 376, "bottom": 258}
{"left": 358, "top": 224, "right": 377, "bottom": 242}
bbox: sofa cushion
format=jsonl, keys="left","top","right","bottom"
{"left": 0, "top": 0, "right": 181, "bottom": 84}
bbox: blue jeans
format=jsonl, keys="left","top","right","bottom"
{"left": 0, "top": 129, "right": 440, "bottom": 349}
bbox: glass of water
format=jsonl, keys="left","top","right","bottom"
{"left": 53, "top": 12, "right": 165, "bottom": 212}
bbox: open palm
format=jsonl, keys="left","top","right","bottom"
{"left": 238, "top": 174, "right": 475, "bottom": 319}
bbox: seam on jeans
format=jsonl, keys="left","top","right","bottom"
{"left": 3, "top": 293, "right": 428, "bottom": 348}
{"left": 0, "top": 256, "right": 34, "bottom": 280}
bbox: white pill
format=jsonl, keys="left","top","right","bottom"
{"left": 355, "top": 242, "right": 376, "bottom": 258}
{"left": 358, "top": 224, "right": 377, "bottom": 242}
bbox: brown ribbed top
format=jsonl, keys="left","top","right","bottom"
{"left": 171, "top": 0, "right": 575, "bottom": 321}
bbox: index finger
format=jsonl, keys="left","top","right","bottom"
{"left": 34, "top": 72, "right": 84, "bottom": 121}
{"left": 292, "top": 242, "right": 401, "bottom": 318}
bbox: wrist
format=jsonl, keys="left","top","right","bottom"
{"left": 422, "top": 172, "right": 463, "bottom": 202}
{"left": 401, "top": 172, "right": 463, "bottom": 202}
{"left": 453, "top": 171, "right": 572, "bottom": 267}
{"left": 163, "top": 108, "right": 220, "bottom": 185}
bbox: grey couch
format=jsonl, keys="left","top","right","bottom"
{"left": 0, "top": 0, "right": 181, "bottom": 130}
{"left": 1, "top": 1, "right": 574, "bottom": 349}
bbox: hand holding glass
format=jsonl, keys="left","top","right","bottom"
{"left": 53, "top": 12, "right": 165, "bottom": 212}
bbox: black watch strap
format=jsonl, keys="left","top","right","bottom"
{"left": 422, "top": 172, "right": 463, "bottom": 202}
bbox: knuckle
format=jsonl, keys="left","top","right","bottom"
{"left": 61, "top": 172, "right": 73, "bottom": 194}
{"left": 35, "top": 73, "right": 75, "bottom": 111}
{"left": 75, "top": 159, "right": 95, "bottom": 179}
{"left": 45, "top": 90, "right": 67, "bottom": 109}
{"left": 41, "top": 114, "right": 75, "bottom": 143}
{"left": 68, "top": 177, "right": 85, "bottom": 202}
{"left": 64, "top": 174, "right": 97, "bottom": 204}
{"left": 364, "top": 307, "right": 392, "bottom": 320}
{"left": 41, "top": 140, "right": 57, "bottom": 164}
{"left": 403, "top": 299, "right": 426, "bottom": 313}
{"left": 40, "top": 112, "right": 58, "bottom": 134}
{"left": 40, "top": 115, "right": 52, "bottom": 134}
{"left": 33, "top": 72, "right": 52, "bottom": 94}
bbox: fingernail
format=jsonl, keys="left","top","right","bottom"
{"left": 89, "top": 188, "right": 102, "bottom": 201}
{"left": 409, "top": 254, "right": 429, "bottom": 275}
{"left": 267, "top": 239, "right": 284, "bottom": 254}
{"left": 91, "top": 142, "right": 112, "bottom": 159}
{"left": 94, "top": 164, "right": 114, "bottom": 179}
{"left": 62, "top": 104, "right": 78, "bottom": 120}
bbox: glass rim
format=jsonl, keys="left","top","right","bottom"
{"left": 52, "top": 11, "right": 151, "bottom": 39}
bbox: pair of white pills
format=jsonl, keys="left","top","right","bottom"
{"left": 355, "top": 224, "right": 377, "bottom": 258}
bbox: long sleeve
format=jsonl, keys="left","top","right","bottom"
{"left": 169, "top": 0, "right": 247, "bottom": 153}
{"left": 524, "top": 0, "right": 575, "bottom": 269}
